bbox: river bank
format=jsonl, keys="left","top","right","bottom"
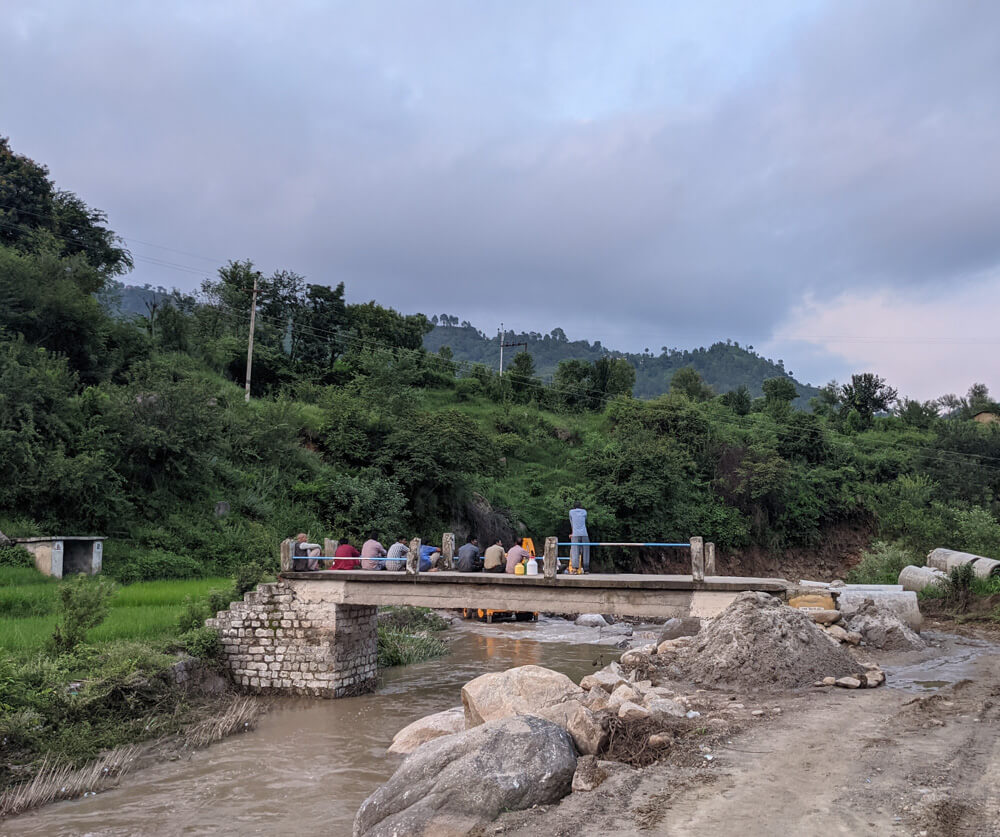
{"left": 0, "top": 618, "right": 625, "bottom": 835}
{"left": 492, "top": 625, "right": 1000, "bottom": 836}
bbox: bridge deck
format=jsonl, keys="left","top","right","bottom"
{"left": 277, "top": 571, "right": 788, "bottom": 619}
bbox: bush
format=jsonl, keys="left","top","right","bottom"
{"left": 176, "top": 598, "right": 212, "bottom": 633}
{"left": 846, "top": 541, "right": 916, "bottom": 585}
{"left": 50, "top": 576, "right": 116, "bottom": 653}
{"left": 0, "top": 545, "right": 34, "bottom": 569}
{"left": 102, "top": 544, "right": 205, "bottom": 585}
{"left": 944, "top": 563, "right": 975, "bottom": 613}
{"left": 376, "top": 626, "right": 447, "bottom": 668}
{"left": 180, "top": 626, "right": 221, "bottom": 660}
{"left": 377, "top": 606, "right": 448, "bottom": 633}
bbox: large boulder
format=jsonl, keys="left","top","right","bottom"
{"left": 388, "top": 706, "right": 466, "bottom": 755}
{"left": 845, "top": 600, "right": 926, "bottom": 651}
{"left": 657, "top": 617, "right": 702, "bottom": 643}
{"left": 462, "top": 665, "right": 585, "bottom": 730}
{"left": 354, "top": 715, "right": 577, "bottom": 837}
{"left": 567, "top": 705, "right": 608, "bottom": 755}
{"left": 575, "top": 613, "right": 609, "bottom": 628}
{"left": 580, "top": 662, "right": 627, "bottom": 694}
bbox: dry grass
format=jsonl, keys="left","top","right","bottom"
{"left": 183, "top": 696, "right": 261, "bottom": 749}
{"left": 0, "top": 745, "right": 140, "bottom": 818}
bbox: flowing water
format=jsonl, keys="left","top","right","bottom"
{"left": 4, "top": 618, "right": 633, "bottom": 837}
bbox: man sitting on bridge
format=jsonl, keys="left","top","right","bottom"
{"left": 456, "top": 537, "right": 482, "bottom": 572}
{"left": 482, "top": 538, "right": 505, "bottom": 573}
{"left": 505, "top": 538, "right": 531, "bottom": 574}
{"left": 292, "top": 533, "right": 322, "bottom": 572}
{"left": 419, "top": 544, "right": 442, "bottom": 571}
{"left": 360, "top": 533, "right": 387, "bottom": 570}
{"left": 331, "top": 538, "right": 361, "bottom": 570}
{"left": 384, "top": 536, "right": 409, "bottom": 571}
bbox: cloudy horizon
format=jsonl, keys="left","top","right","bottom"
{"left": 3, "top": 1, "right": 999, "bottom": 401}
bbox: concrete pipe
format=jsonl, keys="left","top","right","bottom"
{"left": 926, "top": 548, "right": 982, "bottom": 573}
{"left": 835, "top": 590, "right": 923, "bottom": 632}
{"left": 898, "top": 564, "right": 947, "bottom": 593}
{"left": 971, "top": 557, "right": 1000, "bottom": 579}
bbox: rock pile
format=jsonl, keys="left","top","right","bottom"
{"left": 845, "top": 599, "right": 926, "bottom": 651}
{"left": 648, "top": 591, "right": 868, "bottom": 691}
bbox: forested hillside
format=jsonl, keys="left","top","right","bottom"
{"left": 3, "top": 136, "right": 1000, "bottom": 584}
{"left": 423, "top": 323, "right": 822, "bottom": 406}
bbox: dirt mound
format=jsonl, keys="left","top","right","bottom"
{"left": 651, "top": 592, "right": 867, "bottom": 691}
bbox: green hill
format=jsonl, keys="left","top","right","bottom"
{"left": 423, "top": 324, "right": 822, "bottom": 407}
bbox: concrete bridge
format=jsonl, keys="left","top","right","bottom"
{"left": 206, "top": 567, "right": 789, "bottom": 699}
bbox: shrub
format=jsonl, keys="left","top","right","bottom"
{"left": 102, "top": 544, "right": 204, "bottom": 585}
{"left": 176, "top": 598, "right": 212, "bottom": 633}
{"left": 50, "top": 576, "right": 116, "bottom": 653}
{"left": 944, "top": 563, "right": 975, "bottom": 613}
{"left": 846, "top": 541, "right": 916, "bottom": 585}
{"left": 180, "top": 627, "right": 221, "bottom": 660}
{"left": 233, "top": 561, "right": 267, "bottom": 598}
{"left": 0, "top": 545, "right": 34, "bottom": 569}
{"left": 376, "top": 626, "right": 447, "bottom": 668}
{"left": 377, "top": 606, "right": 448, "bottom": 633}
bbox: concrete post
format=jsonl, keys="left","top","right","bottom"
{"left": 543, "top": 537, "right": 558, "bottom": 579}
{"left": 324, "top": 538, "right": 336, "bottom": 558}
{"left": 690, "top": 536, "right": 705, "bottom": 582}
{"left": 280, "top": 538, "right": 293, "bottom": 573}
{"left": 705, "top": 542, "right": 716, "bottom": 576}
{"left": 441, "top": 533, "right": 455, "bottom": 570}
{"left": 407, "top": 538, "right": 422, "bottom": 575}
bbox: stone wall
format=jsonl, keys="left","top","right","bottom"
{"left": 206, "top": 581, "right": 378, "bottom": 698}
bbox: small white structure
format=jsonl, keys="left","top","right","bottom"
{"left": 16, "top": 536, "right": 104, "bottom": 578}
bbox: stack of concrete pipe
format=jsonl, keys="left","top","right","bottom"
{"left": 898, "top": 564, "right": 947, "bottom": 593}
{"left": 926, "top": 548, "right": 1000, "bottom": 580}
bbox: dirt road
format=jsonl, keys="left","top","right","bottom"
{"left": 493, "top": 630, "right": 1000, "bottom": 837}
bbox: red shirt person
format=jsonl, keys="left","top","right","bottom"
{"left": 331, "top": 538, "right": 361, "bottom": 570}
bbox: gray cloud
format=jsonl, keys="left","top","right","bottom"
{"left": 3, "top": 0, "right": 999, "bottom": 387}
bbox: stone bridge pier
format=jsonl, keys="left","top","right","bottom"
{"left": 206, "top": 581, "right": 378, "bottom": 698}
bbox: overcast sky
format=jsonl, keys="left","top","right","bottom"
{"left": 3, "top": 1, "right": 999, "bottom": 399}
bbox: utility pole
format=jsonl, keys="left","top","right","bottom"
{"left": 244, "top": 271, "right": 259, "bottom": 402}
{"left": 499, "top": 333, "right": 528, "bottom": 373}
{"left": 498, "top": 322, "right": 504, "bottom": 373}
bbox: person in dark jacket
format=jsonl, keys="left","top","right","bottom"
{"left": 456, "top": 537, "right": 482, "bottom": 572}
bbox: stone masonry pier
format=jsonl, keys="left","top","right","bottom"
{"left": 207, "top": 571, "right": 788, "bottom": 698}
{"left": 206, "top": 582, "right": 378, "bottom": 697}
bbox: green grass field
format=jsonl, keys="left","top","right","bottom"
{"left": 0, "top": 568, "right": 232, "bottom": 653}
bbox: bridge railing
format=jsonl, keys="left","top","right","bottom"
{"left": 281, "top": 534, "right": 717, "bottom": 579}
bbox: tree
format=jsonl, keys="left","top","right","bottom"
{"left": 840, "top": 373, "right": 898, "bottom": 427}
{"left": 0, "top": 137, "right": 131, "bottom": 276}
{"left": 896, "top": 398, "right": 940, "bottom": 429}
{"left": 670, "top": 366, "right": 714, "bottom": 402}
{"left": 507, "top": 351, "right": 537, "bottom": 400}
{"left": 721, "top": 385, "right": 752, "bottom": 416}
{"left": 762, "top": 377, "right": 798, "bottom": 407}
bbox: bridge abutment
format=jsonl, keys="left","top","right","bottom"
{"left": 206, "top": 581, "right": 377, "bottom": 698}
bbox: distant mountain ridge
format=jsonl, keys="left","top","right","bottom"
{"left": 105, "top": 285, "right": 820, "bottom": 405}
{"left": 424, "top": 324, "right": 822, "bottom": 406}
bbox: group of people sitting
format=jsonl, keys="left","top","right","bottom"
{"left": 290, "top": 532, "right": 536, "bottom": 574}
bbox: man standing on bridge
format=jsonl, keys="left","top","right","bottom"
{"left": 569, "top": 502, "right": 590, "bottom": 574}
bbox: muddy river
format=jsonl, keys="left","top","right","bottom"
{"left": 4, "top": 618, "right": 642, "bottom": 837}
